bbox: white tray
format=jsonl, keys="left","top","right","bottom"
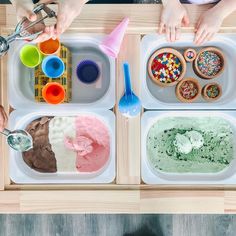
{"left": 141, "top": 33, "right": 236, "bottom": 110}
{"left": 141, "top": 111, "right": 236, "bottom": 185}
{"left": 8, "top": 34, "right": 115, "bottom": 110}
{"left": 8, "top": 108, "right": 116, "bottom": 184}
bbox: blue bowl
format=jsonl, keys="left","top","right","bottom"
{"left": 76, "top": 60, "right": 100, "bottom": 84}
{"left": 42, "top": 55, "right": 65, "bottom": 78}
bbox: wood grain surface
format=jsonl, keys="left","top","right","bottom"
{"left": 1, "top": 4, "right": 236, "bottom": 213}
{"left": 1, "top": 4, "right": 236, "bottom": 33}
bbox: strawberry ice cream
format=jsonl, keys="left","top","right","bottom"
{"left": 64, "top": 115, "right": 110, "bottom": 172}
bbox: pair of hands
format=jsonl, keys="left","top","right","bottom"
{"left": 14, "top": 0, "right": 88, "bottom": 43}
{"left": 160, "top": 0, "right": 223, "bottom": 45}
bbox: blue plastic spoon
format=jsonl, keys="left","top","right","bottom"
{"left": 118, "top": 62, "right": 141, "bottom": 117}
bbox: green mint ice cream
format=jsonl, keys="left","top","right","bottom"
{"left": 147, "top": 117, "right": 234, "bottom": 173}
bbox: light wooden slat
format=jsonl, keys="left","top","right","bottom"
{"left": 116, "top": 35, "right": 141, "bottom": 184}
{"left": 19, "top": 190, "right": 140, "bottom": 213}
{"left": 0, "top": 191, "right": 20, "bottom": 212}
{"left": 0, "top": 3, "right": 236, "bottom": 213}
{"left": 140, "top": 190, "right": 224, "bottom": 213}
{"left": 0, "top": 6, "right": 6, "bottom": 28}
{"left": 2, "top": 4, "right": 236, "bottom": 33}
{"left": 224, "top": 191, "right": 236, "bottom": 213}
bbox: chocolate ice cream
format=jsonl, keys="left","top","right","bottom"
{"left": 22, "top": 117, "right": 57, "bottom": 173}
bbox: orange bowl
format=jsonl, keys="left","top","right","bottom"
{"left": 38, "top": 38, "right": 60, "bottom": 55}
{"left": 42, "top": 82, "right": 65, "bottom": 104}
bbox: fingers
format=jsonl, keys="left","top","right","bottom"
{"left": 56, "top": 4, "right": 67, "bottom": 37}
{"left": 28, "top": 13, "right": 37, "bottom": 22}
{"left": 182, "top": 14, "right": 190, "bottom": 27}
{"left": 159, "top": 22, "right": 165, "bottom": 34}
{"left": 200, "top": 32, "right": 215, "bottom": 45}
{"left": 194, "top": 25, "right": 206, "bottom": 45}
{"left": 170, "top": 26, "right": 176, "bottom": 42}
{"left": 166, "top": 27, "right": 171, "bottom": 42}
{"left": 175, "top": 26, "right": 181, "bottom": 41}
{"left": 159, "top": 23, "right": 181, "bottom": 42}
{"left": 33, "top": 32, "right": 51, "bottom": 43}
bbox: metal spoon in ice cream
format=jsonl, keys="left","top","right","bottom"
{"left": 0, "top": 129, "right": 33, "bottom": 152}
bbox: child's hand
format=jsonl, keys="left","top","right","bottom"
{"left": 0, "top": 106, "right": 8, "bottom": 132}
{"left": 160, "top": 0, "right": 190, "bottom": 42}
{"left": 194, "top": 8, "right": 223, "bottom": 45}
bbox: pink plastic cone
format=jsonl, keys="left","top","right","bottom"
{"left": 99, "top": 17, "right": 130, "bottom": 58}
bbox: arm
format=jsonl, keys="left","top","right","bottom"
{"left": 194, "top": 0, "right": 236, "bottom": 45}
{"left": 160, "top": 0, "right": 189, "bottom": 42}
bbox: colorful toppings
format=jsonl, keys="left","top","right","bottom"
{"left": 179, "top": 80, "right": 199, "bottom": 100}
{"left": 186, "top": 51, "right": 195, "bottom": 59}
{"left": 151, "top": 52, "right": 183, "bottom": 84}
{"left": 206, "top": 84, "right": 220, "bottom": 98}
{"left": 184, "top": 49, "right": 196, "bottom": 61}
{"left": 197, "top": 51, "right": 223, "bottom": 77}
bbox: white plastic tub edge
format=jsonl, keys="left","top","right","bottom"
{"left": 8, "top": 34, "right": 115, "bottom": 110}
{"left": 140, "top": 33, "right": 236, "bottom": 110}
{"left": 8, "top": 108, "right": 116, "bottom": 184}
{"left": 141, "top": 110, "right": 236, "bottom": 185}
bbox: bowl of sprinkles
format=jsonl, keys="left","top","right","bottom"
{"left": 184, "top": 48, "right": 196, "bottom": 62}
{"left": 194, "top": 47, "right": 225, "bottom": 79}
{"left": 202, "top": 83, "right": 222, "bottom": 101}
{"left": 176, "top": 78, "right": 201, "bottom": 103}
{"left": 148, "top": 48, "right": 186, "bottom": 87}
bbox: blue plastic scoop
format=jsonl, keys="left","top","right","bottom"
{"left": 118, "top": 62, "right": 141, "bottom": 117}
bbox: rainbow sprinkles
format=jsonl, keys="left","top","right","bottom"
{"left": 148, "top": 48, "right": 186, "bottom": 87}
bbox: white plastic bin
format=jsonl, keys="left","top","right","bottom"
{"left": 8, "top": 34, "right": 115, "bottom": 110}
{"left": 141, "top": 111, "right": 236, "bottom": 185}
{"left": 141, "top": 33, "right": 236, "bottom": 109}
{"left": 9, "top": 108, "right": 116, "bottom": 184}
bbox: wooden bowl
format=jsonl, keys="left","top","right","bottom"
{"left": 202, "top": 82, "right": 222, "bottom": 101}
{"left": 176, "top": 78, "right": 201, "bottom": 103}
{"left": 194, "top": 47, "right": 225, "bottom": 79}
{"left": 148, "top": 48, "right": 186, "bottom": 87}
{"left": 184, "top": 48, "right": 197, "bottom": 62}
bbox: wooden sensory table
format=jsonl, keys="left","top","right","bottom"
{"left": 1, "top": 4, "right": 236, "bottom": 213}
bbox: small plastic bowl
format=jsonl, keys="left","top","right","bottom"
{"left": 20, "top": 45, "right": 42, "bottom": 68}
{"left": 42, "top": 82, "right": 65, "bottom": 104}
{"left": 202, "top": 82, "right": 222, "bottom": 102}
{"left": 194, "top": 47, "right": 225, "bottom": 79}
{"left": 184, "top": 48, "right": 197, "bottom": 62}
{"left": 42, "top": 55, "right": 65, "bottom": 78}
{"left": 147, "top": 48, "right": 186, "bottom": 87}
{"left": 38, "top": 38, "right": 60, "bottom": 55}
{"left": 176, "top": 78, "right": 201, "bottom": 103}
{"left": 76, "top": 60, "right": 100, "bottom": 84}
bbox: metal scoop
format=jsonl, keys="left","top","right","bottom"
{"left": 0, "top": 128, "right": 33, "bottom": 152}
{"left": 0, "top": 3, "right": 57, "bottom": 57}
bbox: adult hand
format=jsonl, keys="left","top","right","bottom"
{"left": 11, "top": 0, "right": 52, "bottom": 43}
{"left": 40, "top": 0, "right": 88, "bottom": 39}
{"left": 159, "top": 0, "right": 190, "bottom": 42}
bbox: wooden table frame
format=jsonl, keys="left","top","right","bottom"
{"left": 1, "top": 4, "right": 236, "bottom": 213}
